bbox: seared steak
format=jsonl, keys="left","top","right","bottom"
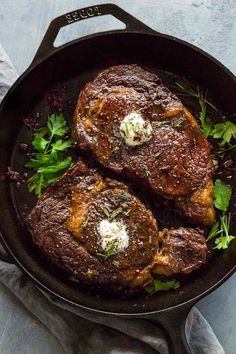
{"left": 27, "top": 160, "right": 208, "bottom": 292}
{"left": 73, "top": 65, "right": 215, "bottom": 225}
{"left": 153, "top": 227, "right": 207, "bottom": 276}
{"left": 175, "top": 179, "right": 215, "bottom": 225}
{"left": 27, "top": 160, "right": 159, "bottom": 291}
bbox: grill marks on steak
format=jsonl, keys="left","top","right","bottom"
{"left": 27, "top": 161, "right": 159, "bottom": 290}
{"left": 27, "top": 161, "right": 208, "bottom": 292}
{"left": 73, "top": 65, "right": 215, "bottom": 225}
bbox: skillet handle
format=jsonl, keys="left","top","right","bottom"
{"left": 32, "top": 3, "right": 154, "bottom": 65}
{"left": 146, "top": 304, "right": 194, "bottom": 354}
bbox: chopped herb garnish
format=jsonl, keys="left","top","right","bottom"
{"left": 214, "top": 179, "right": 232, "bottom": 212}
{"left": 100, "top": 201, "right": 131, "bottom": 221}
{"left": 112, "top": 260, "right": 120, "bottom": 267}
{"left": 26, "top": 114, "right": 73, "bottom": 197}
{"left": 156, "top": 120, "right": 170, "bottom": 126}
{"left": 96, "top": 241, "right": 118, "bottom": 260}
{"left": 109, "top": 207, "right": 124, "bottom": 221}
{"left": 86, "top": 269, "right": 93, "bottom": 280}
{"left": 153, "top": 99, "right": 168, "bottom": 109}
{"left": 145, "top": 279, "right": 180, "bottom": 295}
{"left": 82, "top": 217, "right": 89, "bottom": 229}
{"left": 123, "top": 208, "right": 131, "bottom": 216}
{"left": 148, "top": 235, "right": 152, "bottom": 244}
{"left": 100, "top": 205, "right": 111, "bottom": 218}
{"left": 122, "top": 122, "right": 129, "bottom": 137}
{"left": 153, "top": 90, "right": 168, "bottom": 107}
{"left": 118, "top": 190, "right": 128, "bottom": 201}
{"left": 174, "top": 116, "right": 185, "bottom": 128}
{"left": 154, "top": 151, "right": 163, "bottom": 158}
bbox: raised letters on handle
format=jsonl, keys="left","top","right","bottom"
{"left": 65, "top": 6, "right": 102, "bottom": 24}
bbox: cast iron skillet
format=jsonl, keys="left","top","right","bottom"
{"left": 0, "top": 4, "right": 236, "bottom": 353}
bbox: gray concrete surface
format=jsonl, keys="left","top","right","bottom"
{"left": 0, "top": 1, "right": 236, "bottom": 353}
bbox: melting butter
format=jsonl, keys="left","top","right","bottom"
{"left": 98, "top": 219, "right": 129, "bottom": 253}
{"left": 120, "top": 112, "right": 153, "bottom": 147}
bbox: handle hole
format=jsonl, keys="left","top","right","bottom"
{"left": 54, "top": 15, "right": 126, "bottom": 47}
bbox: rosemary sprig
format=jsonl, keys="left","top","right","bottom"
{"left": 217, "top": 143, "right": 236, "bottom": 159}
{"left": 175, "top": 80, "right": 217, "bottom": 111}
{"left": 175, "top": 80, "right": 216, "bottom": 138}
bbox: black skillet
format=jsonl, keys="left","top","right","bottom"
{"left": 0, "top": 4, "right": 236, "bottom": 354}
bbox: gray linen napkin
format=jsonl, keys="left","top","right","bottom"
{"left": 0, "top": 44, "right": 225, "bottom": 354}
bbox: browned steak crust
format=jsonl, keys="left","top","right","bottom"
{"left": 27, "top": 160, "right": 159, "bottom": 291}
{"left": 176, "top": 179, "right": 215, "bottom": 225}
{"left": 27, "top": 160, "right": 208, "bottom": 292}
{"left": 153, "top": 227, "right": 208, "bottom": 276}
{"left": 73, "top": 65, "right": 214, "bottom": 197}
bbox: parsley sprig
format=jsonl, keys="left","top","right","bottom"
{"left": 26, "top": 114, "right": 73, "bottom": 197}
{"left": 145, "top": 279, "right": 180, "bottom": 295}
{"left": 207, "top": 179, "right": 235, "bottom": 250}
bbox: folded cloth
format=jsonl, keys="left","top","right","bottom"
{"left": 0, "top": 44, "right": 225, "bottom": 354}
{"left": 0, "top": 44, "right": 18, "bottom": 101}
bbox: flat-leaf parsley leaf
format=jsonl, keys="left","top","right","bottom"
{"left": 47, "top": 114, "right": 69, "bottom": 137}
{"left": 26, "top": 114, "right": 73, "bottom": 197}
{"left": 213, "top": 179, "right": 232, "bottom": 212}
{"left": 145, "top": 279, "right": 180, "bottom": 295}
{"left": 212, "top": 121, "right": 236, "bottom": 144}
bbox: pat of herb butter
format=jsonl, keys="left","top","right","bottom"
{"left": 98, "top": 219, "right": 129, "bottom": 253}
{"left": 120, "top": 112, "right": 153, "bottom": 147}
